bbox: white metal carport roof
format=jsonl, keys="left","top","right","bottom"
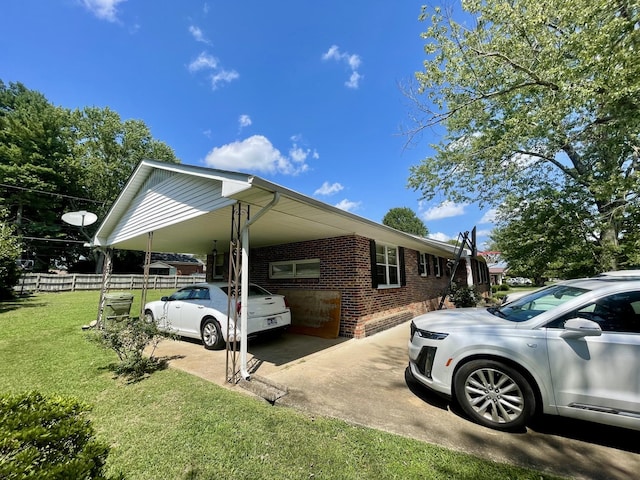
{"left": 92, "top": 159, "right": 465, "bottom": 259}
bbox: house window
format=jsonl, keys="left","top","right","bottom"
{"left": 433, "top": 255, "right": 442, "bottom": 277}
{"left": 419, "top": 253, "right": 431, "bottom": 277}
{"left": 375, "top": 243, "right": 400, "bottom": 287}
{"left": 369, "top": 240, "right": 406, "bottom": 288}
{"left": 269, "top": 259, "right": 321, "bottom": 279}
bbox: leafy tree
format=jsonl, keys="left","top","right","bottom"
{"left": 405, "top": 0, "right": 640, "bottom": 272}
{"left": 491, "top": 187, "right": 599, "bottom": 285}
{"left": 69, "top": 106, "right": 179, "bottom": 221}
{"left": 0, "top": 208, "right": 21, "bottom": 299}
{"left": 382, "top": 207, "right": 428, "bottom": 236}
{"left": 0, "top": 81, "right": 82, "bottom": 271}
{"left": 0, "top": 81, "right": 180, "bottom": 272}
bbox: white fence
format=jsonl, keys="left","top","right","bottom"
{"left": 15, "top": 273, "right": 207, "bottom": 293}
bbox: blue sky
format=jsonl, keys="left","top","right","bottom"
{"left": 2, "top": 0, "right": 496, "bottom": 248}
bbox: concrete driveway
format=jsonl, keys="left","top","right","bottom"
{"left": 151, "top": 322, "right": 640, "bottom": 480}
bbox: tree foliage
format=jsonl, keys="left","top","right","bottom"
{"left": 0, "top": 81, "right": 80, "bottom": 271}
{"left": 406, "top": 0, "right": 640, "bottom": 272}
{"left": 382, "top": 207, "right": 428, "bottom": 236}
{"left": 0, "top": 80, "right": 180, "bottom": 272}
{"left": 491, "top": 188, "right": 599, "bottom": 284}
{"left": 0, "top": 208, "right": 21, "bottom": 299}
{"left": 69, "top": 106, "right": 179, "bottom": 221}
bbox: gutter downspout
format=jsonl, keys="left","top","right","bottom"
{"left": 239, "top": 192, "right": 281, "bottom": 380}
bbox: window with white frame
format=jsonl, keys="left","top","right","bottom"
{"left": 419, "top": 252, "right": 431, "bottom": 276}
{"left": 432, "top": 255, "right": 442, "bottom": 277}
{"left": 375, "top": 243, "right": 400, "bottom": 287}
{"left": 269, "top": 259, "right": 320, "bottom": 279}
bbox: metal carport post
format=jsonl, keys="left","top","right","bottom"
{"left": 232, "top": 192, "right": 280, "bottom": 382}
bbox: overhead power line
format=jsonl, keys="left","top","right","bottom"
{"left": 0, "top": 183, "right": 105, "bottom": 204}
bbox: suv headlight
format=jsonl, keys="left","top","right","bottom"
{"left": 411, "top": 322, "right": 449, "bottom": 341}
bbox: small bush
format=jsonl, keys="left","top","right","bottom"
{"left": 89, "top": 316, "right": 174, "bottom": 382}
{"left": 0, "top": 391, "right": 121, "bottom": 480}
{"left": 499, "top": 284, "right": 510, "bottom": 291}
{"left": 448, "top": 283, "right": 481, "bottom": 308}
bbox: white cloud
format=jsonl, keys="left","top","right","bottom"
{"left": 345, "top": 71, "right": 363, "bottom": 89}
{"left": 81, "top": 0, "right": 126, "bottom": 22}
{"left": 421, "top": 201, "right": 467, "bottom": 221}
{"left": 479, "top": 208, "right": 497, "bottom": 224}
{"left": 204, "top": 135, "right": 311, "bottom": 175}
{"left": 210, "top": 69, "right": 239, "bottom": 89}
{"left": 314, "top": 182, "right": 344, "bottom": 196}
{"left": 428, "top": 232, "right": 452, "bottom": 242}
{"left": 188, "top": 52, "right": 239, "bottom": 90}
{"left": 189, "top": 25, "right": 210, "bottom": 44}
{"left": 475, "top": 229, "right": 492, "bottom": 237}
{"left": 238, "top": 114, "right": 252, "bottom": 128}
{"left": 335, "top": 199, "right": 361, "bottom": 212}
{"left": 322, "top": 45, "right": 363, "bottom": 89}
{"left": 188, "top": 52, "right": 218, "bottom": 72}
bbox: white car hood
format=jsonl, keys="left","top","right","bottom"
{"left": 412, "top": 307, "right": 518, "bottom": 331}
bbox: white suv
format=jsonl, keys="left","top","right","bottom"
{"left": 408, "top": 272, "right": 640, "bottom": 431}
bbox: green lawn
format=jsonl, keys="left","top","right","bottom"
{"left": 0, "top": 290, "right": 563, "bottom": 479}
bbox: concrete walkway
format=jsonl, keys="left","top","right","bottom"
{"left": 151, "top": 322, "right": 640, "bottom": 480}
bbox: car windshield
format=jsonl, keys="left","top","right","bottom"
{"left": 489, "top": 285, "right": 589, "bottom": 322}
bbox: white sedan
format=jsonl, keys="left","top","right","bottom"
{"left": 408, "top": 272, "right": 640, "bottom": 431}
{"left": 144, "top": 282, "right": 291, "bottom": 350}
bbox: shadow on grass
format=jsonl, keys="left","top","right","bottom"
{"left": 0, "top": 295, "right": 47, "bottom": 314}
{"left": 100, "top": 355, "right": 185, "bottom": 384}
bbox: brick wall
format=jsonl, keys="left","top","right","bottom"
{"left": 248, "top": 235, "right": 457, "bottom": 338}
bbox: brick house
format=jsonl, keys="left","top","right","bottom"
{"left": 93, "top": 160, "right": 489, "bottom": 339}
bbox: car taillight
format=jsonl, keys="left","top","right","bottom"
{"left": 284, "top": 297, "right": 290, "bottom": 308}
{"left": 236, "top": 302, "right": 241, "bottom": 315}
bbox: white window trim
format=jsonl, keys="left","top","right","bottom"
{"left": 269, "top": 258, "right": 320, "bottom": 279}
{"left": 376, "top": 244, "right": 401, "bottom": 288}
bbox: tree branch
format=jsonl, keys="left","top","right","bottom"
{"left": 470, "top": 49, "right": 560, "bottom": 91}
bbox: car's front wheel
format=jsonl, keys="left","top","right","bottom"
{"left": 201, "top": 318, "right": 225, "bottom": 350}
{"left": 453, "top": 360, "right": 535, "bottom": 432}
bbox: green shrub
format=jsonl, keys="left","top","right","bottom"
{"left": 89, "top": 316, "right": 174, "bottom": 381}
{"left": 0, "top": 391, "right": 120, "bottom": 480}
{"left": 448, "top": 283, "right": 481, "bottom": 308}
{"left": 499, "top": 284, "right": 510, "bottom": 291}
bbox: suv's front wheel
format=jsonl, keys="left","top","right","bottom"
{"left": 453, "top": 359, "right": 535, "bottom": 431}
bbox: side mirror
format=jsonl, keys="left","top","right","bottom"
{"left": 561, "top": 318, "right": 602, "bottom": 339}
{"left": 161, "top": 296, "right": 170, "bottom": 301}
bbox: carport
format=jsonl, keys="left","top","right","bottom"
{"left": 91, "top": 159, "right": 468, "bottom": 382}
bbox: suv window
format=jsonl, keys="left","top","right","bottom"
{"left": 496, "top": 285, "right": 588, "bottom": 322}
{"left": 551, "top": 291, "right": 640, "bottom": 333}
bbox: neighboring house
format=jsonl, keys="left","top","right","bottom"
{"left": 147, "top": 261, "right": 176, "bottom": 276}
{"left": 92, "top": 160, "right": 489, "bottom": 339}
{"left": 479, "top": 251, "right": 508, "bottom": 286}
{"left": 149, "top": 253, "right": 204, "bottom": 276}
{"left": 489, "top": 263, "right": 509, "bottom": 286}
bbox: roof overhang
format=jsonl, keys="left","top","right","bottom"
{"left": 92, "top": 159, "right": 475, "bottom": 260}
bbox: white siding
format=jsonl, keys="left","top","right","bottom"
{"left": 106, "top": 173, "right": 235, "bottom": 245}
